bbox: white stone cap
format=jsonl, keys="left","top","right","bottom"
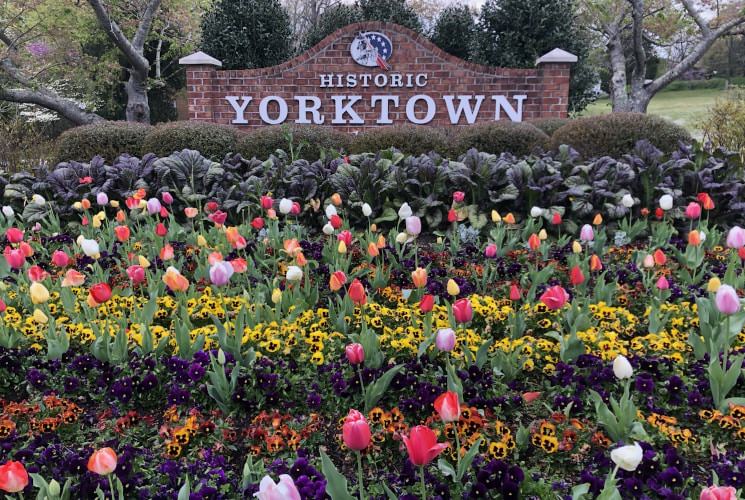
{"left": 536, "top": 48, "right": 577, "bottom": 65}
{"left": 179, "top": 51, "right": 222, "bottom": 67}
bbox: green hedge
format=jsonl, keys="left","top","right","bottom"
{"left": 450, "top": 122, "right": 549, "bottom": 157}
{"left": 550, "top": 112, "right": 691, "bottom": 159}
{"left": 237, "top": 126, "right": 352, "bottom": 161}
{"left": 528, "top": 118, "right": 571, "bottom": 137}
{"left": 349, "top": 125, "right": 450, "bottom": 156}
{"left": 142, "top": 122, "right": 239, "bottom": 160}
{"left": 55, "top": 121, "right": 152, "bottom": 163}
{"left": 664, "top": 78, "right": 727, "bottom": 91}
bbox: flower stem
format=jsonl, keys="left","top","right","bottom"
{"left": 419, "top": 465, "right": 427, "bottom": 500}
{"left": 454, "top": 426, "right": 461, "bottom": 476}
{"left": 357, "top": 366, "right": 366, "bottom": 401}
{"left": 356, "top": 451, "right": 366, "bottom": 500}
{"left": 107, "top": 473, "right": 116, "bottom": 500}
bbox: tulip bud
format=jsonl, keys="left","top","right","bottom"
{"left": 491, "top": 210, "right": 501, "bottom": 223}
{"left": 271, "top": 288, "right": 282, "bottom": 304}
{"left": 572, "top": 240, "right": 582, "bottom": 254}
{"left": 217, "top": 349, "right": 226, "bottom": 365}
{"left": 48, "top": 479, "right": 61, "bottom": 497}
{"left": 707, "top": 277, "right": 721, "bottom": 293}
{"left": 446, "top": 279, "right": 460, "bottom": 296}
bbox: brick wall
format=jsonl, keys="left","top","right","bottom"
{"left": 184, "top": 22, "right": 573, "bottom": 132}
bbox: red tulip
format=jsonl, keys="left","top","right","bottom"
{"left": 452, "top": 298, "right": 473, "bottom": 324}
{"left": 0, "top": 460, "right": 28, "bottom": 493}
{"left": 155, "top": 222, "right": 167, "bottom": 237}
{"left": 114, "top": 225, "right": 130, "bottom": 242}
{"left": 5, "top": 228, "right": 23, "bottom": 244}
{"left": 419, "top": 294, "right": 434, "bottom": 313}
{"left": 697, "top": 193, "right": 715, "bottom": 210}
{"left": 653, "top": 248, "right": 666, "bottom": 266}
{"left": 208, "top": 210, "right": 227, "bottom": 225}
{"left": 348, "top": 279, "right": 366, "bottom": 305}
{"left": 126, "top": 265, "right": 146, "bottom": 284}
{"left": 402, "top": 426, "right": 449, "bottom": 466}
{"left": 159, "top": 206, "right": 169, "bottom": 218}
{"left": 655, "top": 207, "right": 664, "bottom": 219}
{"left": 569, "top": 266, "right": 585, "bottom": 286}
{"left": 509, "top": 284, "right": 522, "bottom": 301}
{"left": 522, "top": 391, "right": 542, "bottom": 403}
{"left": 447, "top": 209, "right": 457, "bottom": 223}
{"left": 87, "top": 447, "right": 117, "bottom": 475}
{"left": 260, "top": 195, "right": 273, "bottom": 210}
{"left": 3, "top": 247, "right": 24, "bottom": 269}
{"left": 205, "top": 201, "right": 218, "bottom": 213}
{"left": 89, "top": 283, "right": 112, "bottom": 304}
{"left": 230, "top": 258, "right": 248, "bottom": 273}
{"left": 51, "top": 250, "right": 70, "bottom": 268}
{"left": 433, "top": 391, "right": 460, "bottom": 422}
{"left": 342, "top": 409, "right": 371, "bottom": 451}
{"left": 0, "top": 299, "right": 6, "bottom": 313}
{"left": 337, "top": 230, "right": 353, "bottom": 246}
{"left": 551, "top": 212, "right": 562, "bottom": 225}
{"left": 345, "top": 343, "right": 364, "bottom": 365}
{"left": 540, "top": 285, "right": 569, "bottom": 310}
{"left": 251, "top": 217, "right": 264, "bottom": 230}
{"left": 329, "top": 214, "right": 342, "bottom": 230}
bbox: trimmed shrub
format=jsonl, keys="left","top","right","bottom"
{"left": 529, "top": 118, "right": 571, "bottom": 137}
{"left": 550, "top": 113, "right": 691, "bottom": 159}
{"left": 350, "top": 125, "right": 450, "bottom": 156}
{"left": 55, "top": 121, "right": 152, "bottom": 163}
{"left": 701, "top": 87, "right": 745, "bottom": 162}
{"left": 237, "top": 126, "right": 352, "bottom": 161}
{"left": 142, "top": 122, "right": 239, "bottom": 160}
{"left": 450, "top": 122, "right": 549, "bottom": 157}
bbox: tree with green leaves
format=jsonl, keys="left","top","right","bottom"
{"left": 430, "top": 6, "right": 476, "bottom": 60}
{"left": 201, "top": 0, "right": 293, "bottom": 70}
{"left": 303, "top": 4, "right": 361, "bottom": 50}
{"left": 475, "top": 0, "right": 598, "bottom": 112}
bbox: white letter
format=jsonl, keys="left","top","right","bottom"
{"left": 372, "top": 95, "right": 399, "bottom": 124}
{"left": 331, "top": 96, "right": 364, "bottom": 124}
{"left": 259, "top": 96, "right": 288, "bottom": 125}
{"left": 295, "top": 96, "right": 324, "bottom": 125}
{"left": 493, "top": 95, "right": 527, "bottom": 122}
{"left": 360, "top": 74, "right": 372, "bottom": 87}
{"left": 225, "top": 96, "right": 252, "bottom": 124}
{"left": 319, "top": 75, "right": 333, "bottom": 88}
{"left": 406, "top": 95, "right": 436, "bottom": 124}
{"left": 443, "top": 95, "right": 484, "bottom": 124}
{"left": 390, "top": 74, "right": 403, "bottom": 87}
{"left": 374, "top": 74, "right": 388, "bottom": 87}
{"left": 346, "top": 74, "right": 357, "bottom": 88}
{"left": 415, "top": 74, "right": 428, "bottom": 87}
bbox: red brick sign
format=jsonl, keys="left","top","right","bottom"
{"left": 180, "top": 22, "right": 576, "bottom": 132}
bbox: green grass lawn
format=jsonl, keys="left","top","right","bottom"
{"left": 581, "top": 88, "right": 725, "bottom": 139}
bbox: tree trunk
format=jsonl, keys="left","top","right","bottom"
{"left": 125, "top": 70, "right": 150, "bottom": 123}
{"left": 0, "top": 87, "right": 104, "bottom": 125}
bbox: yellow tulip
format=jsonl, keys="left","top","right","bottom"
{"left": 32, "top": 308, "right": 48, "bottom": 324}
{"left": 538, "top": 229, "right": 548, "bottom": 240}
{"left": 338, "top": 240, "right": 347, "bottom": 254}
{"left": 197, "top": 235, "right": 208, "bottom": 247}
{"left": 370, "top": 223, "right": 377, "bottom": 233}
{"left": 138, "top": 255, "right": 151, "bottom": 268}
{"left": 707, "top": 277, "right": 722, "bottom": 293}
{"left": 447, "top": 279, "right": 460, "bottom": 296}
{"left": 491, "top": 210, "right": 501, "bottom": 223}
{"left": 572, "top": 241, "right": 582, "bottom": 254}
{"left": 110, "top": 200, "right": 120, "bottom": 208}
{"left": 30, "top": 282, "right": 50, "bottom": 304}
{"left": 72, "top": 201, "right": 83, "bottom": 211}
{"left": 271, "top": 288, "right": 282, "bottom": 304}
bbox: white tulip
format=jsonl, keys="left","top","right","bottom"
{"left": 612, "top": 355, "right": 633, "bottom": 380}
{"left": 31, "top": 194, "right": 45, "bottom": 205}
{"left": 621, "top": 194, "right": 634, "bottom": 208}
{"left": 530, "top": 206, "right": 543, "bottom": 218}
{"left": 610, "top": 442, "right": 643, "bottom": 472}
{"left": 325, "top": 205, "right": 337, "bottom": 219}
{"left": 659, "top": 194, "right": 673, "bottom": 211}
{"left": 279, "top": 198, "right": 293, "bottom": 215}
{"left": 286, "top": 265, "right": 303, "bottom": 282}
{"left": 398, "top": 202, "right": 412, "bottom": 219}
{"left": 395, "top": 232, "right": 408, "bottom": 244}
{"left": 80, "top": 238, "right": 100, "bottom": 257}
{"left": 322, "top": 223, "right": 335, "bottom": 235}
{"left": 362, "top": 203, "right": 372, "bottom": 217}
{"left": 2, "top": 206, "right": 14, "bottom": 217}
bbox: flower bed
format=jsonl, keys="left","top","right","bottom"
{"left": 0, "top": 167, "right": 743, "bottom": 499}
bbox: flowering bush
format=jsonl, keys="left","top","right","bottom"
{"left": 0, "top": 170, "right": 743, "bottom": 499}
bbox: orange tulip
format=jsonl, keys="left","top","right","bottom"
{"left": 503, "top": 213, "right": 516, "bottom": 224}
{"left": 528, "top": 233, "right": 540, "bottom": 251}
{"left": 87, "top": 447, "right": 117, "bottom": 475}
{"left": 367, "top": 242, "right": 379, "bottom": 257}
{"left": 296, "top": 252, "right": 307, "bottom": 266}
{"left": 411, "top": 267, "right": 427, "bottom": 288}
{"left": 81, "top": 198, "right": 91, "bottom": 210}
{"left": 376, "top": 234, "right": 386, "bottom": 249}
{"left": 593, "top": 213, "right": 603, "bottom": 225}
{"left": 61, "top": 269, "right": 85, "bottom": 287}
{"left": 329, "top": 271, "right": 347, "bottom": 292}
{"left": 115, "top": 210, "right": 126, "bottom": 223}
{"left": 589, "top": 254, "right": 603, "bottom": 271}
{"left": 283, "top": 239, "right": 302, "bottom": 257}
{"left": 160, "top": 244, "right": 174, "bottom": 261}
{"left": 163, "top": 266, "right": 189, "bottom": 292}
{"left": 653, "top": 248, "right": 666, "bottom": 266}
{"left": 225, "top": 227, "right": 247, "bottom": 249}
{"left": 688, "top": 230, "right": 701, "bottom": 246}
{"left": 114, "top": 225, "right": 130, "bottom": 242}
{"left": 330, "top": 193, "right": 342, "bottom": 206}
{"left": 208, "top": 251, "right": 223, "bottom": 265}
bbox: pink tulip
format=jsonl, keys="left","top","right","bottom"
{"left": 146, "top": 198, "right": 161, "bottom": 215}
{"left": 727, "top": 227, "right": 745, "bottom": 249}
{"left": 27, "top": 265, "right": 48, "bottom": 282}
{"left": 509, "top": 284, "right": 521, "bottom": 301}
{"left": 161, "top": 192, "right": 173, "bottom": 205}
{"left": 684, "top": 202, "right": 701, "bottom": 219}
{"left": 540, "top": 285, "right": 569, "bottom": 310}
{"left": 433, "top": 391, "right": 460, "bottom": 422}
{"left": 342, "top": 409, "right": 371, "bottom": 451}
{"left": 656, "top": 276, "right": 669, "bottom": 290}
{"left": 255, "top": 474, "right": 300, "bottom": 500}
{"left": 453, "top": 298, "right": 473, "bottom": 324}
{"left": 435, "top": 328, "right": 455, "bottom": 351}
{"left": 337, "top": 230, "right": 352, "bottom": 246}
{"left": 579, "top": 224, "right": 594, "bottom": 242}
{"left": 453, "top": 191, "right": 465, "bottom": 203}
{"left": 50, "top": 250, "right": 70, "bottom": 268}
{"left": 715, "top": 285, "right": 740, "bottom": 315}
{"left": 402, "top": 426, "right": 449, "bottom": 466}
{"left": 700, "top": 485, "right": 737, "bottom": 500}
{"left": 209, "top": 261, "right": 234, "bottom": 286}
{"left": 3, "top": 247, "right": 24, "bottom": 269}
{"left": 406, "top": 216, "right": 422, "bottom": 236}
{"left": 126, "top": 265, "right": 146, "bottom": 285}
{"left": 484, "top": 243, "right": 497, "bottom": 258}
{"left": 345, "top": 343, "right": 364, "bottom": 365}
{"left": 87, "top": 448, "right": 117, "bottom": 475}
{"left": 96, "top": 192, "right": 109, "bottom": 206}
{"left": 5, "top": 228, "right": 23, "bottom": 244}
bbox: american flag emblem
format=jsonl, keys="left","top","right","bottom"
{"left": 350, "top": 32, "right": 393, "bottom": 70}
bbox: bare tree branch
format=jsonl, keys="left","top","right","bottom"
{"left": 0, "top": 86, "right": 102, "bottom": 124}
{"left": 86, "top": 0, "right": 150, "bottom": 74}
{"left": 629, "top": 0, "right": 647, "bottom": 85}
{"left": 679, "top": 0, "right": 711, "bottom": 36}
{"left": 133, "top": 0, "right": 163, "bottom": 51}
